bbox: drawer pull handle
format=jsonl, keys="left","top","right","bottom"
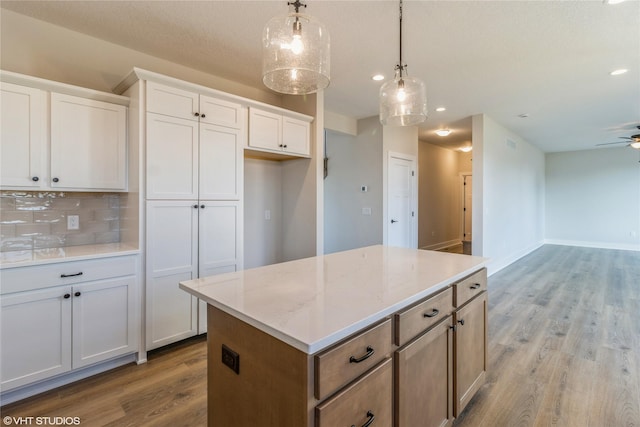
{"left": 351, "top": 411, "right": 375, "bottom": 427}
{"left": 424, "top": 308, "right": 439, "bottom": 318}
{"left": 458, "top": 319, "right": 465, "bottom": 326}
{"left": 349, "top": 346, "right": 374, "bottom": 364}
{"left": 470, "top": 283, "right": 481, "bottom": 290}
{"left": 60, "top": 272, "right": 83, "bottom": 278}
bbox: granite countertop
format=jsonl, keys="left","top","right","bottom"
{"left": 180, "top": 245, "right": 488, "bottom": 354}
{"left": 0, "top": 243, "right": 140, "bottom": 269}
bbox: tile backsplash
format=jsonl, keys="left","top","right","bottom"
{"left": 0, "top": 192, "right": 121, "bottom": 252}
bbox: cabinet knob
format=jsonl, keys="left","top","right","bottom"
{"left": 74, "top": 291, "right": 81, "bottom": 297}
{"left": 200, "top": 204, "right": 205, "bottom": 209}
{"left": 193, "top": 204, "right": 199, "bottom": 209}
{"left": 279, "top": 144, "right": 283, "bottom": 148}
{"left": 200, "top": 113, "right": 206, "bottom": 118}
{"left": 457, "top": 319, "right": 465, "bottom": 326}
{"left": 32, "top": 176, "right": 39, "bottom": 182}
{"left": 194, "top": 112, "right": 200, "bottom": 117}
{"left": 63, "top": 293, "right": 71, "bottom": 299}
{"left": 283, "top": 144, "right": 287, "bottom": 148}
{"left": 52, "top": 177, "right": 59, "bottom": 183}
{"left": 351, "top": 411, "right": 375, "bottom": 427}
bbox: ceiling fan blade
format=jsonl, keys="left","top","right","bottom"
{"left": 618, "top": 136, "right": 633, "bottom": 140}
{"left": 596, "top": 141, "right": 629, "bottom": 146}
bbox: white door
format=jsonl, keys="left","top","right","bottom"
{"left": 146, "top": 113, "right": 199, "bottom": 199}
{"left": 388, "top": 154, "right": 416, "bottom": 248}
{"left": 0, "top": 83, "right": 45, "bottom": 188}
{"left": 146, "top": 201, "right": 198, "bottom": 350}
{"left": 197, "top": 201, "right": 241, "bottom": 334}
{"left": 50, "top": 93, "right": 127, "bottom": 190}
{"left": 1, "top": 286, "right": 72, "bottom": 390}
{"left": 199, "top": 124, "right": 242, "bottom": 200}
{"left": 72, "top": 277, "right": 136, "bottom": 368}
{"left": 463, "top": 175, "right": 472, "bottom": 242}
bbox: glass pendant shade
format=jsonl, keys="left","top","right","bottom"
{"left": 380, "top": 69, "right": 428, "bottom": 126}
{"left": 262, "top": 10, "right": 330, "bottom": 95}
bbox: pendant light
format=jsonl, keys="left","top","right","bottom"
{"left": 262, "top": 0, "right": 330, "bottom": 95}
{"left": 379, "top": 0, "right": 427, "bottom": 126}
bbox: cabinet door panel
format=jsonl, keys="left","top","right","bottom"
{"left": 199, "top": 124, "right": 242, "bottom": 200}
{"left": 146, "top": 201, "right": 198, "bottom": 349}
{"left": 199, "top": 201, "right": 241, "bottom": 274}
{"left": 199, "top": 95, "right": 243, "bottom": 129}
{"left": 146, "top": 113, "right": 199, "bottom": 199}
{"left": 395, "top": 317, "right": 453, "bottom": 427}
{"left": 197, "top": 264, "right": 236, "bottom": 335}
{"left": 454, "top": 292, "right": 488, "bottom": 416}
{"left": 1, "top": 287, "right": 72, "bottom": 390}
{"left": 282, "top": 116, "right": 310, "bottom": 156}
{"left": 72, "top": 277, "right": 136, "bottom": 369}
{"left": 50, "top": 93, "right": 126, "bottom": 190}
{"left": 248, "top": 108, "right": 281, "bottom": 151}
{"left": 0, "top": 83, "right": 45, "bottom": 188}
{"left": 146, "top": 81, "right": 199, "bottom": 121}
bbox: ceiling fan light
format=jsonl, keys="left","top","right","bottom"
{"left": 262, "top": 3, "right": 330, "bottom": 95}
{"left": 631, "top": 142, "right": 640, "bottom": 149}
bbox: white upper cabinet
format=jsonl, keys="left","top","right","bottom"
{"left": 50, "top": 93, "right": 127, "bottom": 190}
{"left": 199, "top": 123, "right": 242, "bottom": 200}
{"left": 0, "top": 72, "right": 129, "bottom": 192}
{"left": 146, "top": 81, "right": 243, "bottom": 129}
{"left": 0, "top": 83, "right": 45, "bottom": 188}
{"left": 248, "top": 107, "right": 311, "bottom": 157}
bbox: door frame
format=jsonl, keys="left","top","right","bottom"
{"left": 459, "top": 172, "right": 472, "bottom": 243}
{"left": 384, "top": 151, "right": 418, "bottom": 248}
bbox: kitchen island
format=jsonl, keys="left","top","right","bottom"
{"left": 180, "top": 245, "right": 488, "bottom": 427}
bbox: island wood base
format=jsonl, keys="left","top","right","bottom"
{"left": 207, "top": 306, "right": 316, "bottom": 426}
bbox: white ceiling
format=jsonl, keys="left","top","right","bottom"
{"left": 3, "top": 0, "right": 639, "bottom": 152}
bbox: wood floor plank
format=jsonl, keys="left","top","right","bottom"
{"left": 2, "top": 245, "right": 638, "bottom": 427}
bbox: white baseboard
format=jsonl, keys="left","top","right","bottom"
{"left": 420, "top": 239, "right": 462, "bottom": 251}
{"left": 487, "top": 241, "right": 545, "bottom": 276}
{"left": 0, "top": 353, "right": 137, "bottom": 406}
{"left": 544, "top": 239, "right": 640, "bottom": 252}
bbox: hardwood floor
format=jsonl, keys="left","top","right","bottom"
{"left": 2, "top": 245, "right": 638, "bottom": 426}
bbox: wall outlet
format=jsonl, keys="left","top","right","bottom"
{"left": 222, "top": 344, "right": 240, "bottom": 374}
{"left": 67, "top": 215, "right": 80, "bottom": 230}
{"left": 362, "top": 207, "right": 372, "bottom": 216}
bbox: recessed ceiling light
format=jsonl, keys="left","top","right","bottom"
{"left": 610, "top": 69, "right": 628, "bottom": 76}
{"left": 459, "top": 146, "right": 473, "bottom": 153}
{"left": 435, "top": 129, "right": 452, "bottom": 137}
{"left": 518, "top": 113, "right": 530, "bottom": 118}
{"left": 435, "top": 107, "right": 446, "bottom": 112}
{"left": 372, "top": 74, "right": 385, "bottom": 81}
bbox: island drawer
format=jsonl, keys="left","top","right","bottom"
{"left": 453, "top": 268, "right": 487, "bottom": 308}
{"left": 315, "top": 357, "right": 392, "bottom": 427}
{"left": 314, "top": 318, "right": 392, "bottom": 401}
{"left": 394, "top": 287, "right": 453, "bottom": 346}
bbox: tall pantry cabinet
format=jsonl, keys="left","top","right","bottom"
{"left": 119, "top": 71, "right": 243, "bottom": 351}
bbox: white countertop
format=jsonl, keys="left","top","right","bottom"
{"left": 0, "top": 243, "right": 140, "bottom": 269}
{"left": 180, "top": 245, "right": 487, "bottom": 354}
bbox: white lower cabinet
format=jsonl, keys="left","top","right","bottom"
{"left": 146, "top": 200, "right": 241, "bottom": 348}
{"left": 0, "top": 256, "right": 137, "bottom": 392}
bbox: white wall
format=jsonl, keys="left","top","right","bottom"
{"left": 0, "top": 10, "right": 280, "bottom": 105}
{"left": 546, "top": 147, "right": 640, "bottom": 250}
{"left": 243, "top": 158, "right": 284, "bottom": 269}
{"left": 472, "top": 114, "right": 545, "bottom": 274}
{"left": 418, "top": 142, "right": 469, "bottom": 250}
{"left": 324, "top": 117, "right": 383, "bottom": 253}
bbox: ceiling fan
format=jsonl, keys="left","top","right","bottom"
{"left": 596, "top": 125, "right": 640, "bottom": 150}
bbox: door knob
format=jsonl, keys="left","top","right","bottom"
{"left": 391, "top": 219, "right": 398, "bottom": 223}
